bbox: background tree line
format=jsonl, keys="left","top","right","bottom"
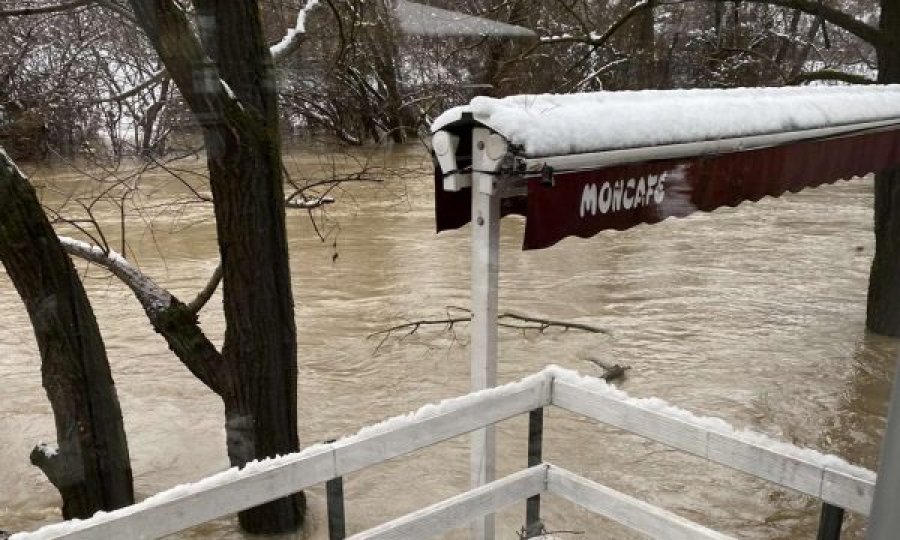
{"left": 0, "top": 0, "right": 883, "bottom": 157}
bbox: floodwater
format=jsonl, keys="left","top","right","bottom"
{"left": 1, "top": 145, "right": 897, "bottom": 539}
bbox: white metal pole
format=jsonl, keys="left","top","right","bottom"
{"left": 865, "top": 354, "right": 900, "bottom": 539}
{"left": 470, "top": 127, "right": 504, "bottom": 540}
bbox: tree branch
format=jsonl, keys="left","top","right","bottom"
{"left": 187, "top": 263, "right": 222, "bottom": 314}
{"left": 59, "top": 236, "right": 229, "bottom": 396}
{"left": 85, "top": 70, "right": 167, "bottom": 105}
{"left": 789, "top": 69, "right": 877, "bottom": 85}
{"left": 540, "top": 0, "right": 655, "bottom": 48}
{"left": 270, "top": 0, "right": 320, "bottom": 61}
{"left": 544, "top": 0, "right": 886, "bottom": 55}
{"left": 710, "top": 0, "right": 886, "bottom": 48}
{"left": 0, "top": 0, "right": 93, "bottom": 17}
{"left": 58, "top": 235, "right": 172, "bottom": 316}
{"left": 368, "top": 309, "right": 609, "bottom": 353}
{"left": 284, "top": 195, "right": 335, "bottom": 209}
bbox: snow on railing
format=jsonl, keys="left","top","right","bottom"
{"left": 11, "top": 366, "right": 875, "bottom": 540}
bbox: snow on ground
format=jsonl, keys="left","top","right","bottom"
{"left": 431, "top": 85, "right": 900, "bottom": 157}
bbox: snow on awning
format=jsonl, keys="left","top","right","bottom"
{"left": 431, "top": 86, "right": 900, "bottom": 250}
{"left": 431, "top": 86, "right": 900, "bottom": 158}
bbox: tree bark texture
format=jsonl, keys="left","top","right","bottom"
{"left": 866, "top": 1, "right": 900, "bottom": 336}
{"left": 127, "top": 0, "right": 304, "bottom": 532}
{"left": 0, "top": 150, "right": 134, "bottom": 518}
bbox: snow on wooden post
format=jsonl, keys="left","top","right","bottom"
{"left": 469, "top": 127, "right": 505, "bottom": 540}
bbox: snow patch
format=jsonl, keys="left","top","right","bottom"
{"left": 35, "top": 443, "right": 58, "bottom": 458}
{"left": 431, "top": 85, "right": 900, "bottom": 157}
{"left": 270, "top": 0, "right": 320, "bottom": 59}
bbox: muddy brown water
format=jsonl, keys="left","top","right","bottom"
{"left": 1, "top": 145, "right": 897, "bottom": 539}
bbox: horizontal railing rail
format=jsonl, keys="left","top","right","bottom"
{"left": 552, "top": 378, "right": 875, "bottom": 515}
{"left": 12, "top": 367, "right": 874, "bottom": 540}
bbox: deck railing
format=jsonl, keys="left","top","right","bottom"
{"left": 12, "top": 366, "right": 875, "bottom": 540}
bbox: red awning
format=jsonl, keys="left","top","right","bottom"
{"left": 523, "top": 127, "right": 900, "bottom": 250}
{"left": 432, "top": 86, "right": 900, "bottom": 250}
{"left": 435, "top": 127, "right": 900, "bottom": 250}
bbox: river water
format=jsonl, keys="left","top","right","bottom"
{"left": 1, "top": 145, "right": 897, "bottom": 539}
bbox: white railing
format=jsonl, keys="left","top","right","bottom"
{"left": 12, "top": 366, "right": 875, "bottom": 540}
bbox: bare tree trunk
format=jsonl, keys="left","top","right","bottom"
{"left": 866, "top": 1, "right": 900, "bottom": 336}
{"left": 125, "top": 0, "right": 304, "bottom": 532}
{"left": 0, "top": 149, "right": 134, "bottom": 518}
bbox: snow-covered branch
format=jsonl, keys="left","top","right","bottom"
{"left": 59, "top": 235, "right": 227, "bottom": 395}
{"left": 270, "top": 0, "right": 320, "bottom": 61}
{"left": 284, "top": 195, "right": 335, "bottom": 209}
{"left": 58, "top": 236, "right": 172, "bottom": 315}
{"left": 540, "top": 0, "right": 652, "bottom": 47}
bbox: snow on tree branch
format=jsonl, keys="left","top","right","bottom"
{"left": 540, "top": 0, "right": 651, "bottom": 47}
{"left": 712, "top": 0, "right": 885, "bottom": 49}
{"left": 270, "top": 0, "right": 320, "bottom": 61}
{"left": 58, "top": 236, "right": 172, "bottom": 315}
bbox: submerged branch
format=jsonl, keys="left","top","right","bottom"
{"left": 584, "top": 357, "right": 631, "bottom": 382}
{"left": 369, "top": 309, "right": 609, "bottom": 352}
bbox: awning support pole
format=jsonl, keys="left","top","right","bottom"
{"left": 470, "top": 127, "right": 505, "bottom": 540}
{"left": 866, "top": 354, "right": 900, "bottom": 539}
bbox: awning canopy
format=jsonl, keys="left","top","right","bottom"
{"left": 431, "top": 86, "right": 900, "bottom": 249}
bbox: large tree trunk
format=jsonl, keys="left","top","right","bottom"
{"left": 867, "top": 3, "right": 900, "bottom": 336}
{"left": 0, "top": 149, "right": 134, "bottom": 518}
{"left": 196, "top": 1, "right": 304, "bottom": 533}
{"left": 126, "top": 0, "right": 305, "bottom": 533}
{"left": 209, "top": 121, "right": 305, "bottom": 533}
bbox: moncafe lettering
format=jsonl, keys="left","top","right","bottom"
{"left": 579, "top": 174, "right": 666, "bottom": 217}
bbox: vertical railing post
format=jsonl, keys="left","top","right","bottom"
{"left": 867, "top": 355, "right": 900, "bottom": 540}
{"left": 470, "top": 127, "right": 506, "bottom": 540}
{"left": 816, "top": 503, "right": 844, "bottom": 540}
{"left": 524, "top": 408, "right": 544, "bottom": 537}
{"left": 325, "top": 440, "right": 346, "bottom": 540}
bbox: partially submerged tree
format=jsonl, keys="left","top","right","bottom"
{"left": 0, "top": 148, "right": 134, "bottom": 518}
{"left": 122, "top": 0, "right": 305, "bottom": 532}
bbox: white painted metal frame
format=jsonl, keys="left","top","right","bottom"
{"left": 469, "top": 127, "right": 509, "bottom": 540}
{"left": 866, "top": 355, "right": 900, "bottom": 539}
{"left": 17, "top": 377, "right": 549, "bottom": 540}
{"left": 547, "top": 465, "right": 734, "bottom": 540}
{"left": 348, "top": 465, "right": 547, "bottom": 540}
{"left": 349, "top": 464, "right": 735, "bottom": 540}
{"left": 19, "top": 369, "right": 876, "bottom": 540}
{"left": 552, "top": 379, "right": 875, "bottom": 515}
